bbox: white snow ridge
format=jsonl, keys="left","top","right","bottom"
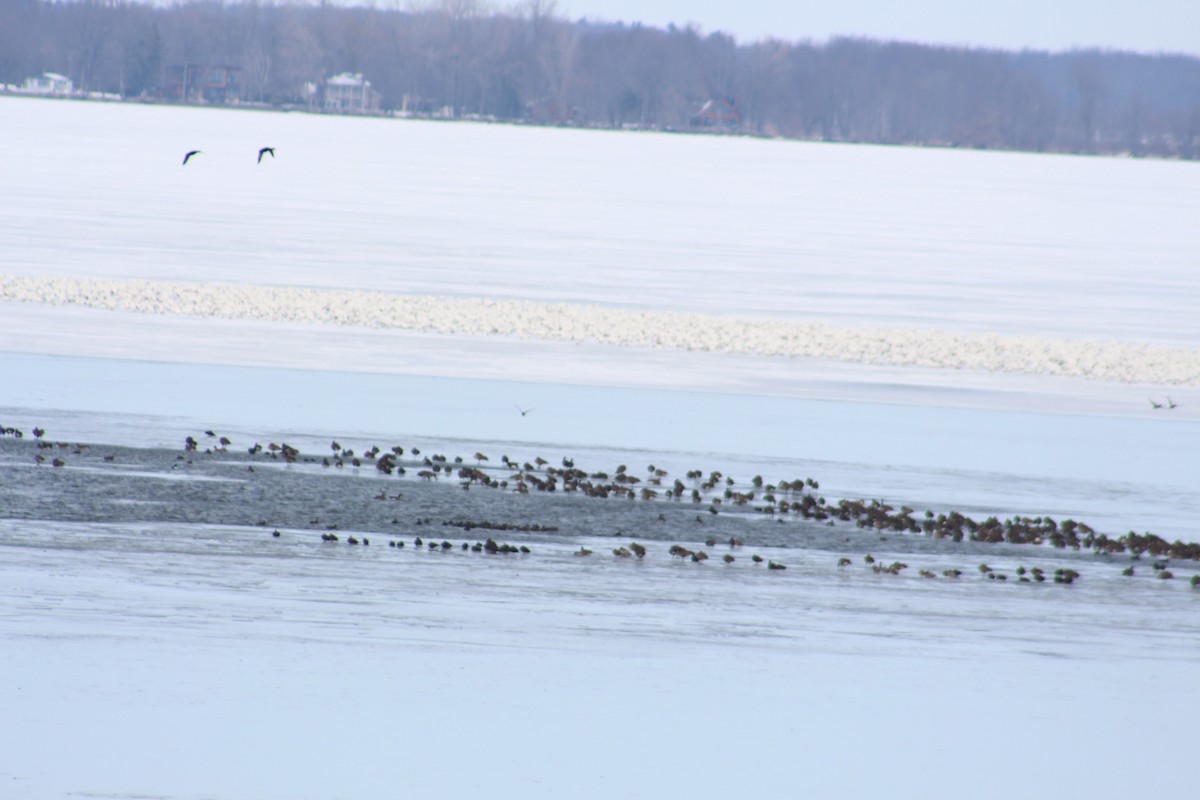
{"left": 3, "top": 273, "right": 1196, "bottom": 385}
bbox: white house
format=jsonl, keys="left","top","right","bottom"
{"left": 323, "top": 73, "right": 381, "bottom": 113}
{"left": 21, "top": 72, "right": 74, "bottom": 96}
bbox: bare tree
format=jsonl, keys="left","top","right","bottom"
{"left": 1071, "top": 53, "right": 1108, "bottom": 153}
{"left": 69, "top": 0, "right": 119, "bottom": 92}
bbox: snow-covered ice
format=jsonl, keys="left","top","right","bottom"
{"left": 2, "top": 95, "right": 1199, "bottom": 799}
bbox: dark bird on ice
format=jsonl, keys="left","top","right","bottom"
{"left": 257, "top": 146, "right": 275, "bottom": 163}
{"left": 182, "top": 150, "right": 202, "bottom": 165}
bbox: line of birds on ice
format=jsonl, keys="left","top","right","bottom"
{"left": 10, "top": 423, "right": 1200, "bottom": 591}
{"left": 183, "top": 147, "right": 275, "bottom": 164}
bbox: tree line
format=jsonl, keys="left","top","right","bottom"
{"left": 3, "top": 0, "right": 1199, "bottom": 158}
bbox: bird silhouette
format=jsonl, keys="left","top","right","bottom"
{"left": 1150, "top": 399, "right": 1164, "bottom": 409}
{"left": 257, "top": 146, "right": 275, "bottom": 163}
{"left": 1167, "top": 397, "right": 1178, "bottom": 409}
{"left": 182, "top": 150, "right": 202, "bottom": 165}
{"left": 515, "top": 405, "right": 534, "bottom": 417}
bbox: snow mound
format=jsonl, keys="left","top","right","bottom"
{"left": 3, "top": 273, "right": 1197, "bottom": 384}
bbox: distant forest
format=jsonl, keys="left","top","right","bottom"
{"left": 4, "top": 0, "right": 1200, "bottom": 158}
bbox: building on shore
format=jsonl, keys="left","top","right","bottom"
{"left": 691, "top": 98, "right": 740, "bottom": 131}
{"left": 322, "top": 73, "right": 382, "bottom": 113}
{"left": 21, "top": 73, "right": 74, "bottom": 97}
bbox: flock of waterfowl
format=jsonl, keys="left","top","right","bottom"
{"left": 5, "top": 422, "right": 1200, "bottom": 590}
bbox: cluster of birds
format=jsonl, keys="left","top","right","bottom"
{"left": 275, "top": 523, "right": 1200, "bottom": 588}
{"left": 308, "top": 531, "right": 533, "bottom": 555}
{"left": 185, "top": 430, "right": 232, "bottom": 451}
{"left": 182, "top": 146, "right": 275, "bottom": 165}
{"left": 1149, "top": 397, "right": 1179, "bottom": 409}
{"left": 846, "top": 556, "right": 1086, "bottom": 583}
{"left": 220, "top": 431, "right": 1200, "bottom": 582}
{"left": 13, "top": 423, "right": 1200, "bottom": 590}
{"left": 1120, "top": 559, "right": 1197, "bottom": 584}
{"left": 294, "top": 526, "right": 791, "bottom": 569}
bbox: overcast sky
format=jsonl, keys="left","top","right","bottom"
{"left": 552, "top": 0, "right": 1200, "bottom": 56}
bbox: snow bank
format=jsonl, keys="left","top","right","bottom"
{"left": 4, "top": 273, "right": 1197, "bottom": 384}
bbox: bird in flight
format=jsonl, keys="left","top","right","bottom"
{"left": 182, "top": 149, "right": 202, "bottom": 165}
{"left": 1149, "top": 399, "right": 1164, "bottom": 409}
{"left": 515, "top": 405, "right": 534, "bottom": 417}
{"left": 257, "top": 146, "right": 275, "bottom": 163}
{"left": 1167, "top": 397, "right": 1178, "bottom": 409}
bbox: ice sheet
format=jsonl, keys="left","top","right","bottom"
{"left": 3, "top": 96, "right": 1199, "bottom": 800}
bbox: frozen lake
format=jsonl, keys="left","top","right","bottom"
{"left": 3, "top": 97, "right": 1199, "bottom": 345}
{"left": 2, "top": 96, "right": 1199, "bottom": 799}
{"left": 3, "top": 428, "right": 1200, "bottom": 800}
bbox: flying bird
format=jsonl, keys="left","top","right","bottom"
{"left": 1149, "top": 399, "right": 1164, "bottom": 409}
{"left": 1167, "top": 397, "right": 1178, "bottom": 409}
{"left": 182, "top": 149, "right": 202, "bottom": 165}
{"left": 515, "top": 405, "right": 534, "bottom": 417}
{"left": 257, "top": 146, "right": 275, "bottom": 163}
